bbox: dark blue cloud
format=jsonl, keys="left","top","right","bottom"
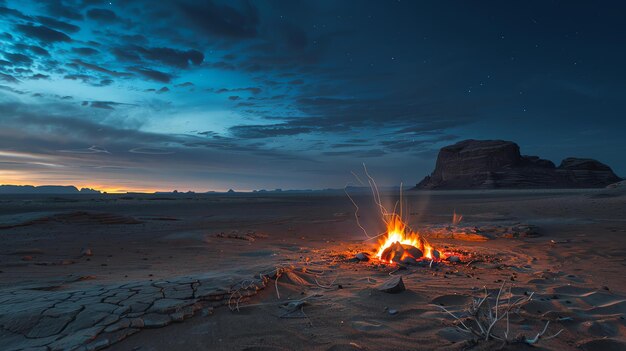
{"left": 4, "top": 52, "right": 32, "bottom": 65}
{"left": 0, "top": 0, "right": 624, "bottom": 191}
{"left": 0, "top": 5, "right": 29, "bottom": 20}
{"left": 0, "top": 72, "right": 18, "bottom": 83}
{"left": 130, "top": 67, "right": 172, "bottom": 83}
{"left": 35, "top": 15, "right": 80, "bottom": 33}
{"left": 15, "top": 24, "right": 72, "bottom": 43}
{"left": 14, "top": 43, "right": 50, "bottom": 56}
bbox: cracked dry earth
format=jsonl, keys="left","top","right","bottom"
{"left": 0, "top": 271, "right": 274, "bottom": 351}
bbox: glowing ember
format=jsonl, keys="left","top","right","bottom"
{"left": 375, "top": 213, "right": 437, "bottom": 264}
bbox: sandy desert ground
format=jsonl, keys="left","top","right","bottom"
{"left": 1, "top": 188, "right": 625, "bottom": 351}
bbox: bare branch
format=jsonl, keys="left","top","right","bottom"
{"left": 525, "top": 321, "right": 563, "bottom": 344}
{"left": 434, "top": 283, "right": 562, "bottom": 346}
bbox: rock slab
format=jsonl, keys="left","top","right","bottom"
{"left": 377, "top": 276, "right": 406, "bottom": 294}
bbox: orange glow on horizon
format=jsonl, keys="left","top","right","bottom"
{"left": 76, "top": 184, "right": 162, "bottom": 194}
{"left": 0, "top": 169, "right": 246, "bottom": 194}
{"left": 0, "top": 172, "right": 158, "bottom": 194}
{"left": 0, "top": 182, "right": 160, "bottom": 194}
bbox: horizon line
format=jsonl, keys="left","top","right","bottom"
{"left": 0, "top": 183, "right": 403, "bottom": 195}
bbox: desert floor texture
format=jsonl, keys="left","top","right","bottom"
{"left": 1, "top": 188, "right": 625, "bottom": 351}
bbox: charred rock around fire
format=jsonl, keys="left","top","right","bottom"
{"left": 415, "top": 139, "right": 622, "bottom": 189}
{"left": 432, "top": 250, "right": 441, "bottom": 260}
{"left": 355, "top": 252, "right": 370, "bottom": 261}
{"left": 447, "top": 255, "right": 461, "bottom": 263}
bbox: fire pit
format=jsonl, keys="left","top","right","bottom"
{"left": 375, "top": 213, "right": 441, "bottom": 265}
{"left": 344, "top": 167, "right": 448, "bottom": 267}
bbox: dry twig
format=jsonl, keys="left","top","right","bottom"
{"left": 435, "top": 283, "right": 563, "bottom": 346}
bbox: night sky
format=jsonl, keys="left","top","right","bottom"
{"left": 1, "top": 1, "right": 625, "bottom": 192}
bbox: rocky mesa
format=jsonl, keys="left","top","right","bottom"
{"left": 416, "top": 139, "right": 622, "bottom": 189}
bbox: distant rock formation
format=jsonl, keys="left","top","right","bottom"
{"left": 416, "top": 140, "right": 622, "bottom": 189}
{"left": 0, "top": 185, "right": 101, "bottom": 194}
{"left": 79, "top": 187, "right": 101, "bottom": 194}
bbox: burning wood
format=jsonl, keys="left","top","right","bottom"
{"left": 375, "top": 214, "right": 441, "bottom": 264}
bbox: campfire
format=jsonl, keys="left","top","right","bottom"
{"left": 375, "top": 213, "right": 440, "bottom": 264}
{"left": 345, "top": 165, "right": 449, "bottom": 266}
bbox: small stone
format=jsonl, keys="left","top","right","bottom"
{"left": 81, "top": 248, "right": 93, "bottom": 257}
{"left": 388, "top": 309, "right": 398, "bottom": 315}
{"left": 432, "top": 250, "right": 441, "bottom": 259}
{"left": 448, "top": 255, "right": 460, "bottom": 263}
{"left": 355, "top": 252, "right": 370, "bottom": 261}
{"left": 377, "top": 275, "right": 405, "bottom": 294}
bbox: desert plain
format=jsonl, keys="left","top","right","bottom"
{"left": 1, "top": 187, "right": 625, "bottom": 351}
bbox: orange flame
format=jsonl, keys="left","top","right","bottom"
{"left": 375, "top": 213, "right": 435, "bottom": 263}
